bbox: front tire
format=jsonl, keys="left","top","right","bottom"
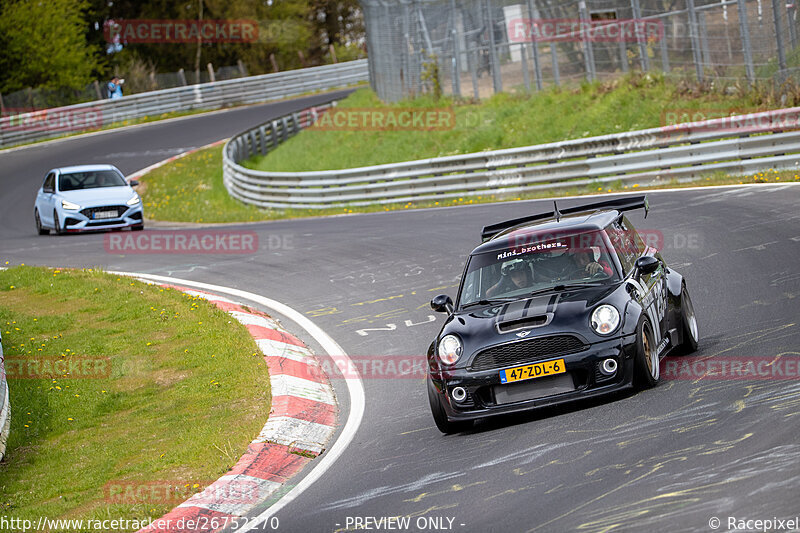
{"left": 427, "top": 378, "right": 472, "bottom": 434}
{"left": 131, "top": 224, "right": 144, "bottom": 231}
{"left": 677, "top": 286, "right": 699, "bottom": 355}
{"left": 634, "top": 318, "right": 660, "bottom": 389}
{"left": 35, "top": 209, "right": 49, "bottom": 235}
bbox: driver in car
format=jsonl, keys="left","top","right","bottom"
{"left": 486, "top": 259, "right": 532, "bottom": 297}
{"left": 572, "top": 249, "right": 613, "bottom": 277}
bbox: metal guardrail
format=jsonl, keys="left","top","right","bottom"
{"left": 0, "top": 334, "right": 9, "bottom": 461}
{"left": 0, "top": 60, "right": 368, "bottom": 149}
{"left": 223, "top": 106, "right": 800, "bottom": 209}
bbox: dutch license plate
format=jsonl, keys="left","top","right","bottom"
{"left": 500, "top": 358, "right": 566, "bottom": 384}
{"left": 94, "top": 211, "right": 117, "bottom": 219}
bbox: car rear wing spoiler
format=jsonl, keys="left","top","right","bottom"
{"left": 480, "top": 195, "right": 649, "bottom": 242}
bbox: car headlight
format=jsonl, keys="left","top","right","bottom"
{"left": 591, "top": 305, "right": 620, "bottom": 335}
{"left": 61, "top": 199, "right": 81, "bottom": 210}
{"left": 126, "top": 195, "right": 141, "bottom": 206}
{"left": 437, "top": 335, "right": 463, "bottom": 365}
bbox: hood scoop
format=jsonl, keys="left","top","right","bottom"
{"left": 494, "top": 294, "right": 560, "bottom": 334}
{"left": 497, "top": 314, "right": 552, "bottom": 333}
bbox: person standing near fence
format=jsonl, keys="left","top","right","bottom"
{"left": 107, "top": 76, "right": 124, "bottom": 99}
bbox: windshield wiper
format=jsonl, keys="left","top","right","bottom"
{"left": 461, "top": 297, "right": 518, "bottom": 309}
{"left": 528, "top": 282, "right": 605, "bottom": 297}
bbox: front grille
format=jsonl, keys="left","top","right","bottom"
{"left": 80, "top": 205, "right": 128, "bottom": 219}
{"left": 470, "top": 335, "right": 587, "bottom": 371}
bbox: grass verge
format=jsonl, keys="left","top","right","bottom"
{"left": 0, "top": 266, "right": 270, "bottom": 527}
{"left": 246, "top": 74, "right": 789, "bottom": 172}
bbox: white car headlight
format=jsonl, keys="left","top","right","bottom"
{"left": 126, "top": 195, "right": 141, "bottom": 206}
{"left": 437, "top": 334, "right": 463, "bottom": 365}
{"left": 61, "top": 199, "right": 81, "bottom": 210}
{"left": 591, "top": 305, "right": 620, "bottom": 335}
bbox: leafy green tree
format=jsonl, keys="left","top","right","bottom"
{"left": 0, "top": 0, "right": 99, "bottom": 93}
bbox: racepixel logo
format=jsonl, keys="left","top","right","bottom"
{"left": 104, "top": 230, "right": 264, "bottom": 255}
{"left": 508, "top": 18, "right": 663, "bottom": 43}
{"left": 661, "top": 356, "right": 800, "bottom": 380}
{"left": 104, "top": 19, "right": 259, "bottom": 43}
{"left": 0, "top": 107, "right": 102, "bottom": 133}
{"left": 3, "top": 356, "right": 111, "bottom": 379}
{"left": 103, "top": 479, "right": 259, "bottom": 505}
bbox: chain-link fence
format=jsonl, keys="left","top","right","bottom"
{"left": 360, "top": 0, "right": 800, "bottom": 101}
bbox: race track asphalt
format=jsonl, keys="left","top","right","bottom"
{"left": 1, "top": 93, "right": 798, "bottom": 533}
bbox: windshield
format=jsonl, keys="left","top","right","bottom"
{"left": 58, "top": 170, "right": 127, "bottom": 191}
{"left": 458, "top": 230, "right": 620, "bottom": 307}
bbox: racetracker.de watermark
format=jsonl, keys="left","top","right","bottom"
{"left": 104, "top": 19, "right": 258, "bottom": 43}
{"left": 662, "top": 356, "right": 800, "bottom": 381}
{"left": 508, "top": 18, "right": 663, "bottom": 43}
{"left": 3, "top": 356, "right": 111, "bottom": 380}
{"left": 0, "top": 107, "right": 102, "bottom": 133}
{"left": 661, "top": 107, "right": 800, "bottom": 134}
{"left": 308, "top": 108, "right": 456, "bottom": 132}
{"left": 104, "top": 479, "right": 259, "bottom": 505}
{"left": 104, "top": 230, "right": 265, "bottom": 254}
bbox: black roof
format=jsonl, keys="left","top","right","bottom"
{"left": 471, "top": 195, "right": 649, "bottom": 256}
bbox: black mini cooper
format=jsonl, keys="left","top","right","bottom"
{"left": 427, "top": 196, "right": 699, "bottom": 433}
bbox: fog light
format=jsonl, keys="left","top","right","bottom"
{"left": 451, "top": 386, "right": 467, "bottom": 402}
{"left": 600, "top": 358, "right": 618, "bottom": 376}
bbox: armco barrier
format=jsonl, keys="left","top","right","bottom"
{"left": 0, "top": 60, "right": 368, "bottom": 149}
{"left": 222, "top": 106, "right": 800, "bottom": 209}
{"left": 0, "top": 333, "right": 9, "bottom": 461}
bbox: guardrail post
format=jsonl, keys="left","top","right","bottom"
{"left": 281, "top": 117, "right": 289, "bottom": 142}
{"left": 271, "top": 120, "right": 280, "bottom": 149}
{"left": 259, "top": 125, "right": 267, "bottom": 155}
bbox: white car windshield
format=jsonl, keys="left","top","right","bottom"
{"left": 59, "top": 171, "right": 127, "bottom": 191}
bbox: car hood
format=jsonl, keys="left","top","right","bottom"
{"left": 443, "top": 284, "right": 627, "bottom": 368}
{"left": 59, "top": 187, "right": 136, "bottom": 207}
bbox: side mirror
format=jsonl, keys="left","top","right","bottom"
{"left": 128, "top": 179, "right": 140, "bottom": 187}
{"left": 635, "top": 256, "right": 660, "bottom": 276}
{"left": 431, "top": 294, "right": 454, "bottom": 314}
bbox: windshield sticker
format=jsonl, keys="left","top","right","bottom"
{"left": 497, "top": 240, "right": 567, "bottom": 260}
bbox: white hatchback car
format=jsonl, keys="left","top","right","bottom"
{"left": 34, "top": 164, "right": 143, "bottom": 234}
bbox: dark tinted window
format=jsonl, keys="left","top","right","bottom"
{"left": 59, "top": 170, "right": 127, "bottom": 191}
{"left": 606, "top": 217, "right": 642, "bottom": 274}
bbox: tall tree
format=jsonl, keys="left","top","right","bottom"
{"left": 0, "top": 0, "right": 99, "bottom": 93}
